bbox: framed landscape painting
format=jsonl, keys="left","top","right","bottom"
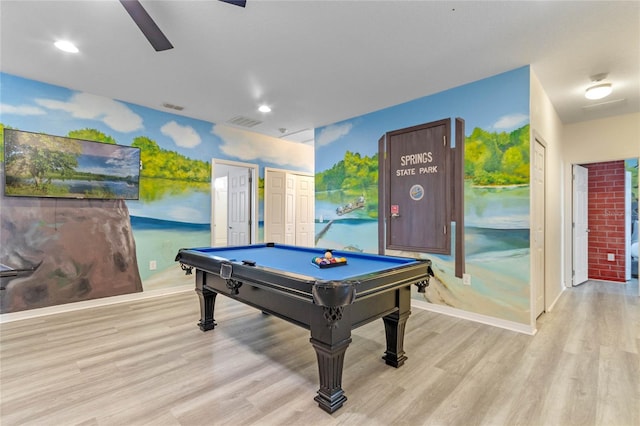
{"left": 3, "top": 129, "right": 140, "bottom": 200}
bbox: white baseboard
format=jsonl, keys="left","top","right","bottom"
{"left": 412, "top": 299, "right": 537, "bottom": 335}
{"left": 3, "top": 286, "right": 538, "bottom": 336}
{"left": 545, "top": 285, "right": 566, "bottom": 312}
{"left": 0, "top": 285, "right": 193, "bottom": 324}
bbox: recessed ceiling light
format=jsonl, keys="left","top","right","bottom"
{"left": 54, "top": 40, "right": 79, "bottom": 53}
{"left": 258, "top": 105, "right": 271, "bottom": 113}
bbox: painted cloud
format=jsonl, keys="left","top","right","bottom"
{"left": 35, "top": 92, "right": 143, "bottom": 133}
{"left": 213, "top": 124, "right": 313, "bottom": 172}
{"left": 161, "top": 120, "right": 201, "bottom": 148}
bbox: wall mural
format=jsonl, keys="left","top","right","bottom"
{"left": 314, "top": 66, "right": 531, "bottom": 324}
{"left": 0, "top": 72, "right": 313, "bottom": 313}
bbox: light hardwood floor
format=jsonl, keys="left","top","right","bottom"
{"left": 1, "top": 279, "right": 638, "bottom": 426}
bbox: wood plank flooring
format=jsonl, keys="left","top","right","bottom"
{"left": 1, "top": 279, "right": 638, "bottom": 426}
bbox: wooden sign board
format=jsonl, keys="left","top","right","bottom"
{"left": 385, "top": 119, "right": 451, "bottom": 254}
{"left": 378, "top": 117, "right": 466, "bottom": 277}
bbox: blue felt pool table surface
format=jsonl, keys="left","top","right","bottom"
{"left": 187, "top": 243, "right": 420, "bottom": 281}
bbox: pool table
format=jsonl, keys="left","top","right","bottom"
{"left": 175, "top": 243, "right": 431, "bottom": 413}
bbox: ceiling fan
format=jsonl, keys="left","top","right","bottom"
{"left": 119, "top": 0, "right": 246, "bottom": 52}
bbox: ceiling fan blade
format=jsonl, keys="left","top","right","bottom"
{"left": 120, "top": 0, "right": 173, "bottom": 52}
{"left": 219, "top": 0, "right": 246, "bottom": 7}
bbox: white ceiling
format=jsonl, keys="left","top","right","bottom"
{"left": 1, "top": 0, "right": 638, "bottom": 145}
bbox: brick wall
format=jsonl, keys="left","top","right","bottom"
{"left": 584, "top": 161, "right": 626, "bottom": 282}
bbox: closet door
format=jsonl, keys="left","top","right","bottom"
{"left": 228, "top": 167, "right": 250, "bottom": 245}
{"left": 265, "top": 168, "right": 315, "bottom": 246}
{"left": 295, "top": 174, "right": 315, "bottom": 247}
{"left": 284, "top": 173, "right": 296, "bottom": 245}
{"left": 265, "top": 169, "right": 286, "bottom": 243}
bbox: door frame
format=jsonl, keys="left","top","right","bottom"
{"left": 569, "top": 158, "right": 638, "bottom": 296}
{"left": 211, "top": 159, "right": 258, "bottom": 246}
{"left": 531, "top": 135, "right": 546, "bottom": 320}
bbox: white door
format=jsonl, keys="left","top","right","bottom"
{"left": 284, "top": 173, "right": 296, "bottom": 244}
{"left": 213, "top": 176, "right": 228, "bottom": 246}
{"left": 211, "top": 159, "right": 258, "bottom": 247}
{"left": 532, "top": 140, "right": 545, "bottom": 317}
{"left": 295, "top": 174, "right": 315, "bottom": 247}
{"left": 228, "top": 167, "right": 250, "bottom": 246}
{"left": 573, "top": 165, "right": 589, "bottom": 285}
{"left": 265, "top": 169, "right": 286, "bottom": 243}
{"left": 265, "top": 168, "right": 315, "bottom": 246}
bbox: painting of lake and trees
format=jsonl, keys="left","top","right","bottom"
{"left": 4, "top": 128, "right": 140, "bottom": 200}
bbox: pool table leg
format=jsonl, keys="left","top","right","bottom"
{"left": 195, "top": 271, "right": 217, "bottom": 331}
{"left": 310, "top": 336, "right": 352, "bottom": 414}
{"left": 381, "top": 285, "right": 411, "bottom": 367}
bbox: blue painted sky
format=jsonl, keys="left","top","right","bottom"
{"left": 315, "top": 66, "right": 530, "bottom": 172}
{"left": 0, "top": 72, "right": 313, "bottom": 175}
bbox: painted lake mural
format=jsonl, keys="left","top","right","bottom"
{"left": 314, "top": 66, "right": 532, "bottom": 325}
{"left": 0, "top": 72, "right": 312, "bottom": 312}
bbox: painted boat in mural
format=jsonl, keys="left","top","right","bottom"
{"left": 336, "top": 196, "right": 365, "bottom": 216}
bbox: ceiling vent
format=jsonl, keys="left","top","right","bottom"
{"left": 581, "top": 98, "right": 627, "bottom": 112}
{"left": 227, "top": 116, "right": 262, "bottom": 128}
{"left": 163, "top": 102, "right": 184, "bottom": 111}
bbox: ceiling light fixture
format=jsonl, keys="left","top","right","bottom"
{"left": 585, "top": 73, "right": 612, "bottom": 100}
{"left": 585, "top": 83, "right": 613, "bottom": 100}
{"left": 54, "top": 40, "right": 79, "bottom": 53}
{"left": 258, "top": 105, "right": 271, "bottom": 113}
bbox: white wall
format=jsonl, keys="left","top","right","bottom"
{"left": 530, "top": 70, "right": 565, "bottom": 324}
{"left": 563, "top": 112, "right": 640, "bottom": 161}
{"left": 561, "top": 112, "right": 640, "bottom": 288}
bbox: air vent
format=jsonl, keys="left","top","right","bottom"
{"left": 163, "top": 102, "right": 184, "bottom": 111}
{"left": 227, "top": 116, "right": 262, "bottom": 128}
{"left": 581, "top": 98, "right": 627, "bottom": 112}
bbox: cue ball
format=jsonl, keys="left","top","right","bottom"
{"left": 325, "top": 251, "right": 333, "bottom": 259}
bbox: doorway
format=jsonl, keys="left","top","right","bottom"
{"left": 570, "top": 158, "right": 638, "bottom": 295}
{"left": 211, "top": 159, "right": 258, "bottom": 247}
